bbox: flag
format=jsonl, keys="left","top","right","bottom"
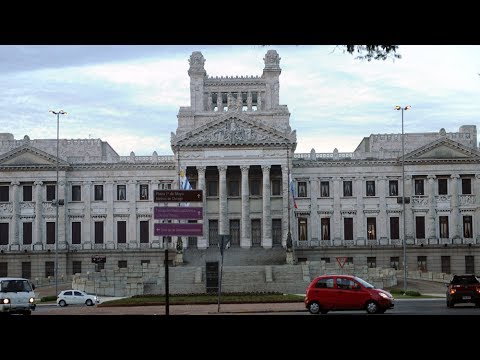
{"left": 180, "top": 170, "right": 192, "bottom": 207}
{"left": 289, "top": 173, "right": 298, "bottom": 209}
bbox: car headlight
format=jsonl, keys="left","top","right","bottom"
{"left": 379, "top": 292, "right": 391, "bottom": 300}
{"left": 29, "top": 297, "right": 35, "bottom": 303}
{"left": 2, "top": 298, "right": 10, "bottom": 304}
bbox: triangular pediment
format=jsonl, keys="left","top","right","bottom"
{"left": 172, "top": 113, "right": 295, "bottom": 147}
{"left": 404, "top": 138, "right": 480, "bottom": 161}
{"left": 0, "top": 145, "right": 69, "bottom": 167}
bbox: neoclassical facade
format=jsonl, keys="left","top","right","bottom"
{"left": 0, "top": 49, "right": 479, "bottom": 281}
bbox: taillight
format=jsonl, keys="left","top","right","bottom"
{"left": 476, "top": 288, "right": 480, "bottom": 294}
{"left": 450, "top": 289, "right": 456, "bottom": 294}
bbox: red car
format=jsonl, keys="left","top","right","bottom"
{"left": 305, "top": 274, "right": 394, "bottom": 314}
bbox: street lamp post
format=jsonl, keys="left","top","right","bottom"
{"left": 49, "top": 110, "right": 67, "bottom": 297}
{"left": 395, "top": 105, "right": 411, "bottom": 293}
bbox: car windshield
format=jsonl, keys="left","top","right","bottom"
{"left": 451, "top": 275, "right": 480, "bottom": 285}
{"left": 0, "top": 280, "right": 32, "bottom": 293}
{"left": 354, "top": 276, "right": 375, "bottom": 289}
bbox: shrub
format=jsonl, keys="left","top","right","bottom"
{"left": 40, "top": 295, "right": 57, "bottom": 302}
{"left": 405, "top": 290, "right": 421, "bottom": 297}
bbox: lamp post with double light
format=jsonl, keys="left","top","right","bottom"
{"left": 49, "top": 110, "right": 67, "bottom": 297}
{"left": 395, "top": 105, "right": 411, "bottom": 293}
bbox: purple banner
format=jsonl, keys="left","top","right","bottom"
{"left": 154, "top": 207, "right": 203, "bottom": 220}
{"left": 154, "top": 223, "right": 203, "bottom": 236}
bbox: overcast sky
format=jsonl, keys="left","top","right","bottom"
{"left": 1, "top": 45, "right": 479, "bottom": 156}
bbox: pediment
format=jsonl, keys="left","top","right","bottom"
{"left": 0, "top": 145, "right": 69, "bottom": 167}
{"left": 404, "top": 138, "right": 480, "bottom": 161}
{"left": 173, "top": 113, "right": 295, "bottom": 148}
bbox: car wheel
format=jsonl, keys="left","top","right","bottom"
{"left": 446, "top": 300, "right": 454, "bottom": 308}
{"left": 58, "top": 300, "right": 67, "bottom": 307}
{"left": 85, "top": 299, "right": 94, "bottom": 306}
{"left": 366, "top": 301, "right": 379, "bottom": 314}
{"left": 308, "top": 302, "right": 321, "bottom": 314}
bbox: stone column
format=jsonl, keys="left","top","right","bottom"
{"left": 310, "top": 177, "right": 319, "bottom": 242}
{"left": 207, "top": 92, "right": 213, "bottom": 111}
{"left": 262, "top": 165, "right": 272, "bottom": 248}
{"left": 128, "top": 180, "right": 137, "bottom": 248}
{"left": 405, "top": 175, "right": 415, "bottom": 244}
{"left": 218, "top": 166, "right": 228, "bottom": 236}
{"left": 217, "top": 92, "right": 223, "bottom": 112}
{"left": 450, "top": 174, "right": 461, "bottom": 242}
{"left": 427, "top": 175, "right": 437, "bottom": 243}
{"left": 197, "top": 166, "right": 207, "bottom": 249}
{"left": 333, "top": 177, "right": 342, "bottom": 245}
{"left": 59, "top": 178, "right": 67, "bottom": 249}
{"left": 257, "top": 92, "right": 262, "bottom": 111}
{"left": 247, "top": 91, "right": 252, "bottom": 111}
{"left": 378, "top": 176, "right": 388, "bottom": 245}
{"left": 10, "top": 181, "right": 20, "bottom": 247}
{"left": 355, "top": 177, "right": 365, "bottom": 245}
{"left": 105, "top": 180, "right": 114, "bottom": 245}
{"left": 281, "top": 165, "right": 289, "bottom": 247}
{"left": 33, "top": 181, "right": 43, "bottom": 249}
{"left": 83, "top": 181, "right": 92, "bottom": 248}
{"left": 476, "top": 174, "right": 480, "bottom": 244}
{"left": 240, "top": 165, "right": 251, "bottom": 248}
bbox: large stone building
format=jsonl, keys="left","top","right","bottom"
{"left": 0, "top": 50, "right": 479, "bottom": 282}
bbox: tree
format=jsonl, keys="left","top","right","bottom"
{"left": 341, "top": 45, "right": 401, "bottom": 61}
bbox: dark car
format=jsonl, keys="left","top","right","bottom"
{"left": 446, "top": 274, "right": 480, "bottom": 308}
{"left": 305, "top": 275, "right": 394, "bottom": 314}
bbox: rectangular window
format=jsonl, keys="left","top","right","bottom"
{"left": 140, "top": 184, "right": 149, "bottom": 200}
{"left": 140, "top": 221, "right": 149, "bottom": 243}
{"left": 463, "top": 215, "right": 473, "bottom": 238}
{"left": 344, "top": 218, "right": 353, "bottom": 240}
{"left": 117, "top": 185, "right": 126, "bottom": 200}
{"left": 320, "top": 257, "right": 330, "bottom": 263}
{"left": 46, "top": 185, "right": 56, "bottom": 201}
{"left": 298, "top": 218, "right": 308, "bottom": 241}
{"left": 117, "top": 221, "right": 126, "bottom": 243}
{"left": 189, "top": 181, "right": 197, "bottom": 190}
{"left": 441, "top": 256, "right": 451, "bottom": 274}
{"left": 229, "top": 219, "right": 240, "bottom": 246}
{"left": 389, "top": 180, "right": 398, "bottom": 196}
{"left": 23, "top": 185, "right": 32, "bottom": 201}
{"left": 414, "top": 179, "right": 424, "bottom": 195}
{"left": 271, "top": 179, "right": 281, "bottom": 196}
{"left": 438, "top": 178, "right": 448, "bottom": 195}
{"left": 367, "top": 257, "right": 376, "bottom": 268}
{"left": 45, "top": 261, "right": 54, "bottom": 278}
{"left": 416, "top": 216, "right": 425, "bottom": 239}
{"left": 22, "top": 262, "right": 31, "bottom": 279}
{"left": 0, "top": 262, "right": 7, "bottom": 277}
{"left": 390, "top": 217, "right": 399, "bottom": 240}
{"left": 118, "top": 260, "right": 128, "bottom": 268}
{"left": 46, "top": 222, "right": 55, "bottom": 244}
{"left": 297, "top": 182, "right": 307, "bottom": 197}
{"left": 72, "top": 261, "right": 82, "bottom": 275}
{"left": 367, "top": 217, "right": 376, "bottom": 240}
{"left": 272, "top": 219, "right": 282, "bottom": 246}
{"left": 94, "top": 221, "right": 104, "bottom": 244}
{"left": 23, "top": 222, "right": 32, "bottom": 245}
{"left": 390, "top": 256, "right": 399, "bottom": 270}
{"left": 321, "top": 218, "right": 330, "bottom": 240}
{"left": 209, "top": 220, "right": 219, "bottom": 246}
{"left": 462, "top": 178, "right": 472, "bottom": 195}
{"left": 72, "top": 185, "right": 81, "bottom": 201}
{"left": 366, "top": 181, "right": 375, "bottom": 196}
{"left": 250, "top": 179, "right": 261, "bottom": 196}
{"left": 141, "top": 260, "right": 150, "bottom": 266}
{"left": 320, "top": 181, "right": 329, "bottom": 197}
{"left": 0, "top": 186, "right": 9, "bottom": 202}
{"left": 160, "top": 183, "right": 172, "bottom": 190}
{"left": 207, "top": 180, "right": 218, "bottom": 196}
{"left": 187, "top": 219, "right": 197, "bottom": 248}
{"left": 346, "top": 257, "right": 353, "bottom": 265}
{"left": 439, "top": 216, "right": 449, "bottom": 239}
{"left": 251, "top": 219, "right": 261, "bottom": 246}
{"left": 417, "top": 256, "right": 427, "bottom": 272}
{"left": 72, "top": 222, "right": 81, "bottom": 244}
{"left": 94, "top": 185, "right": 104, "bottom": 201}
{"left": 228, "top": 180, "right": 240, "bottom": 197}
{"left": 343, "top": 181, "right": 352, "bottom": 197}
{"left": 0, "top": 223, "right": 8, "bottom": 245}
{"left": 465, "top": 255, "right": 475, "bottom": 274}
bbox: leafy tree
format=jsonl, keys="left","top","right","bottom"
{"left": 341, "top": 45, "right": 401, "bottom": 61}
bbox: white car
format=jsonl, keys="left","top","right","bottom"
{"left": 57, "top": 290, "right": 99, "bottom": 307}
